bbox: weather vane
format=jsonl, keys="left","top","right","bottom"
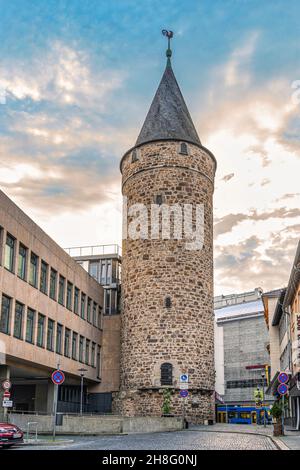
{"left": 162, "top": 30, "right": 174, "bottom": 60}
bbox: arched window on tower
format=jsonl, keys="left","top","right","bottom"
{"left": 160, "top": 363, "right": 173, "bottom": 386}
{"left": 179, "top": 142, "right": 189, "bottom": 155}
{"left": 165, "top": 296, "right": 172, "bottom": 308}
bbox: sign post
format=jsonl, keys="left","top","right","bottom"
{"left": 51, "top": 367, "right": 65, "bottom": 441}
{"left": 277, "top": 381, "right": 288, "bottom": 435}
{"left": 179, "top": 374, "right": 189, "bottom": 427}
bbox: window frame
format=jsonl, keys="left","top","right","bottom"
{"left": 17, "top": 243, "right": 27, "bottom": 280}
{"left": 13, "top": 301, "right": 24, "bottom": 340}
{"left": 40, "top": 260, "right": 48, "bottom": 295}
{"left": 25, "top": 308, "right": 35, "bottom": 344}
{"left": 4, "top": 233, "right": 15, "bottom": 272}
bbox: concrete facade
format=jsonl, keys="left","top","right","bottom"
{"left": 0, "top": 189, "right": 115, "bottom": 416}
{"left": 215, "top": 290, "right": 272, "bottom": 405}
{"left": 8, "top": 412, "right": 183, "bottom": 435}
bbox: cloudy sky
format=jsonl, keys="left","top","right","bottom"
{"left": 0, "top": 0, "right": 299, "bottom": 295}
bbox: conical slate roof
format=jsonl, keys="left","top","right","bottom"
{"left": 136, "top": 61, "right": 201, "bottom": 147}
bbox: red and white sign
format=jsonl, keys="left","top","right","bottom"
{"left": 2, "top": 380, "right": 11, "bottom": 390}
{"left": 3, "top": 391, "right": 10, "bottom": 399}
{"left": 51, "top": 370, "right": 65, "bottom": 385}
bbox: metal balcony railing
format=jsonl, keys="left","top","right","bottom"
{"left": 64, "top": 244, "right": 122, "bottom": 258}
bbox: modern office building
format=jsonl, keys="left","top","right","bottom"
{"left": 0, "top": 189, "right": 118, "bottom": 416}
{"left": 64, "top": 244, "right": 122, "bottom": 401}
{"left": 214, "top": 288, "right": 272, "bottom": 406}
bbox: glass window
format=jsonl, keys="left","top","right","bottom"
{"left": 80, "top": 293, "right": 86, "bottom": 319}
{"left": 4, "top": 234, "right": 15, "bottom": 272}
{"left": 29, "top": 253, "right": 38, "bottom": 287}
{"left": 89, "top": 262, "right": 98, "bottom": 280}
{"left": 40, "top": 260, "right": 48, "bottom": 294}
{"left": 87, "top": 298, "right": 92, "bottom": 323}
{"left": 160, "top": 363, "right": 173, "bottom": 385}
{"left": 111, "top": 290, "right": 117, "bottom": 314}
{"left": 105, "top": 290, "right": 110, "bottom": 315}
{"left": 79, "top": 336, "right": 84, "bottom": 363}
{"left": 85, "top": 339, "right": 90, "bottom": 365}
{"left": 93, "top": 302, "right": 97, "bottom": 326}
{"left": 58, "top": 275, "right": 65, "bottom": 305}
{"left": 49, "top": 269, "right": 57, "bottom": 300}
{"left": 0, "top": 295, "right": 11, "bottom": 334}
{"left": 98, "top": 307, "right": 102, "bottom": 329}
{"left": 74, "top": 288, "right": 79, "bottom": 314}
{"left": 64, "top": 328, "right": 71, "bottom": 357}
{"left": 14, "top": 302, "right": 24, "bottom": 339}
{"left": 106, "top": 261, "right": 112, "bottom": 284}
{"left": 91, "top": 342, "right": 96, "bottom": 367}
{"left": 47, "top": 319, "right": 55, "bottom": 351}
{"left": 37, "top": 314, "right": 45, "bottom": 347}
{"left": 72, "top": 332, "right": 78, "bottom": 360}
{"left": 67, "top": 282, "right": 73, "bottom": 310}
{"left": 56, "top": 323, "right": 63, "bottom": 354}
{"left": 100, "top": 261, "right": 106, "bottom": 284}
{"left": 96, "top": 345, "right": 101, "bottom": 379}
{"left": 18, "top": 244, "right": 27, "bottom": 280}
{"left": 26, "top": 308, "right": 35, "bottom": 343}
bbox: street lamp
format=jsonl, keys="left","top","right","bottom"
{"left": 78, "top": 368, "right": 88, "bottom": 416}
{"left": 261, "top": 372, "right": 266, "bottom": 427}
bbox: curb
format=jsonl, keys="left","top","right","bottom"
{"left": 21, "top": 439, "right": 74, "bottom": 447}
{"left": 270, "top": 437, "right": 290, "bottom": 451}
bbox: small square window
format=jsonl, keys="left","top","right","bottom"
{"left": 179, "top": 142, "right": 189, "bottom": 155}
{"left": 154, "top": 194, "right": 163, "bottom": 205}
{"left": 131, "top": 149, "right": 139, "bottom": 162}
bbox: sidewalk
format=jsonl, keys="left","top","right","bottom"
{"left": 189, "top": 423, "right": 300, "bottom": 450}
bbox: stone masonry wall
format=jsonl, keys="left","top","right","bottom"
{"left": 117, "top": 141, "right": 216, "bottom": 423}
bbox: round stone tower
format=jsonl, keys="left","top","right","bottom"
{"left": 117, "top": 39, "right": 217, "bottom": 424}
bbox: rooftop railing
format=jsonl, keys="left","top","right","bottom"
{"left": 64, "top": 244, "right": 122, "bottom": 258}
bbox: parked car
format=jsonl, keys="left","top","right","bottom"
{"left": 0, "top": 422, "right": 23, "bottom": 448}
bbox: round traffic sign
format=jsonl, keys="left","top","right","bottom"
{"left": 180, "top": 374, "right": 188, "bottom": 382}
{"left": 3, "top": 391, "right": 10, "bottom": 398}
{"left": 2, "top": 380, "right": 11, "bottom": 390}
{"left": 180, "top": 390, "right": 189, "bottom": 398}
{"left": 51, "top": 370, "right": 65, "bottom": 385}
{"left": 278, "top": 372, "right": 289, "bottom": 384}
{"left": 277, "top": 383, "right": 288, "bottom": 395}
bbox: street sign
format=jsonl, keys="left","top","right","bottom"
{"left": 254, "top": 389, "right": 263, "bottom": 400}
{"left": 2, "top": 380, "right": 11, "bottom": 390}
{"left": 179, "top": 383, "right": 189, "bottom": 390}
{"left": 3, "top": 391, "right": 10, "bottom": 399}
{"left": 2, "top": 400, "right": 13, "bottom": 408}
{"left": 179, "top": 390, "right": 189, "bottom": 398}
{"left": 277, "top": 383, "right": 288, "bottom": 395}
{"left": 51, "top": 370, "right": 65, "bottom": 385}
{"left": 179, "top": 374, "right": 189, "bottom": 383}
{"left": 278, "top": 372, "right": 289, "bottom": 384}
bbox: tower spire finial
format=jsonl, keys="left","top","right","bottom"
{"left": 162, "top": 30, "right": 174, "bottom": 67}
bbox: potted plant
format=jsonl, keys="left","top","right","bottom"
{"left": 270, "top": 400, "right": 284, "bottom": 436}
{"left": 161, "top": 388, "right": 173, "bottom": 417}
